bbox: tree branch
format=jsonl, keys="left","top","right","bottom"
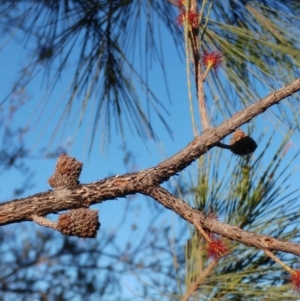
{"left": 1, "top": 79, "right": 300, "bottom": 238}
{"left": 141, "top": 186, "right": 300, "bottom": 257}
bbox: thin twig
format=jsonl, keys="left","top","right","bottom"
{"left": 264, "top": 249, "right": 294, "bottom": 274}
{"left": 31, "top": 214, "right": 58, "bottom": 231}
{"left": 182, "top": 260, "right": 217, "bottom": 301}
{"left": 215, "top": 142, "right": 232, "bottom": 150}
{"left": 195, "top": 224, "right": 211, "bottom": 242}
{"left": 184, "top": 2, "right": 198, "bottom": 136}
{"left": 189, "top": 0, "right": 210, "bottom": 130}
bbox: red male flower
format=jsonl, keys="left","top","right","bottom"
{"left": 177, "top": 9, "right": 199, "bottom": 28}
{"left": 290, "top": 270, "right": 300, "bottom": 291}
{"left": 202, "top": 50, "right": 222, "bottom": 71}
{"left": 207, "top": 239, "right": 228, "bottom": 260}
{"left": 177, "top": 0, "right": 185, "bottom": 9}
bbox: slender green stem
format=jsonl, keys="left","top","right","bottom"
{"left": 184, "top": 0, "right": 197, "bottom": 136}
{"left": 264, "top": 249, "right": 294, "bottom": 274}
{"left": 190, "top": 0, "right": 210, "bottom": 131}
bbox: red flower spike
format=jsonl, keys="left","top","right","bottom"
{"left": 177, "top": 0, "right": 185, "bottom": 8}
{"left": 176, "top": 10, "right": 185, "bottom": 26}
{"left": 290, "top": 270, "right": 300, "bottom": 291}
{"left": 207, "top": 239, "right": 228, "bottom": 260}
{"left": 202, "top": 50, "right": 222, "bottom": 71}
{"left": 177, "top": 9, "right": 199, "bottom": 28}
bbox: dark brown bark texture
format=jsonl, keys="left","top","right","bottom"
{"left": 1, "top": 78, "right": 300, "bottom": 254}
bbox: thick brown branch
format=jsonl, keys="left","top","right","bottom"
{"left": 141, "top": 186, "right": 300, "bottom": 257}
{"left": 0, "top": 79, "right": 300, "bottom": 227}
{"left": 150, "top": 78, "right": 300, "bottom": 182}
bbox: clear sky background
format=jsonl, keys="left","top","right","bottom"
{"left": 1, "top": 4, "right": 300, "bottom": 299}
{"left": 0, "top": 16, "right": 199, "bottom": 298}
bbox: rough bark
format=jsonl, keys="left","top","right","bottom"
{"left": 141, "top": 186, "right": 300, "bottom": 257}
{"left": 1, "top": 78, "right": 300, "bottom": 255}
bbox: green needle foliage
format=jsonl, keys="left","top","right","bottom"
{"left": 1, "top": 2, "right": 300, "bottom": 299}
{"left": 202, "top": 1, "right": 300, "bottom": 127}
{"left": 183, "top": 129, "right": 300, "bottom": 300}
{"left": 1, "top": 0, "right": 175, "bottom": 150}
{"left": 1, "top": 1, "right": 300, "bottom": 150}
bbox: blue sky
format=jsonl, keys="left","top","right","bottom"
{"left": 0, "top": 15, "right": 197, "bottom": 298}
{"left": 1, "top": 4, "right": 300, "bottom": 299}
{"left": 0, "top": 13, "right": 198, "bottom": 202}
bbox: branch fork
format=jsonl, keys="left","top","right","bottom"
{"left": 0, "top": 78, "right": 300, "bottom": 289}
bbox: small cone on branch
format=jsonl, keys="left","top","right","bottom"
{"left": 48, "top": 154, "right": 83, "bottom": 189}
{"left": 58, "top": 208, "right": 100, "bottom": 238}
{"left": 230, "top": 128, "right": 257, "bottom": 156}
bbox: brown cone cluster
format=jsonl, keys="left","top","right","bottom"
{"left": 230, "top": 129, "right": 257, "bottom": 156}
{"left": 48, "top": 154, "right": 83, "bottom": 189}
{"left": 58, "top": 208, "right": 100, "bottom": 238}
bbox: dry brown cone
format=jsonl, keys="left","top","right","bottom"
{"left": 48, "top": 154, "right": 83, "bottom": 189}
{"left": 229, "top": 128, "right": 257, "bottom": 156}
{"left": 58, "top": 208, "right": 100, "bottom": 238}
